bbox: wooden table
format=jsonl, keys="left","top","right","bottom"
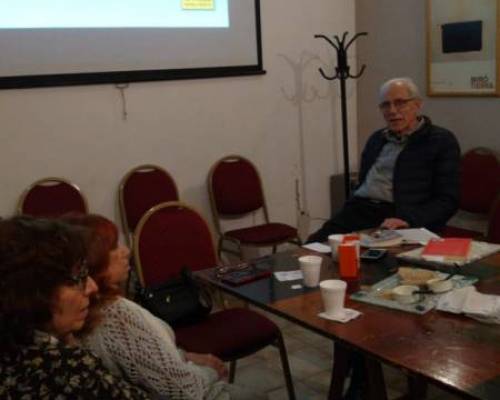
{"left": 196, "top": 249, "right": 500, "bottom": 400}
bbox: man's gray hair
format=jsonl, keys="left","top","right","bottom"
{"left": 379, "top": 77, "right": 420, "bottom": 100}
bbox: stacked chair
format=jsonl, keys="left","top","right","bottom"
{"left": 18, "top": 177, "right": 88, "bottom": 217}
{"left": 208, "top": 155, "right": 301, "bottom": 259}
{"left": 134, "top": 201, "right": 295, "bottom": 399}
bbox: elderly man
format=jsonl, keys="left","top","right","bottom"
{"left": 308, "top": 77, "right": 460, "bottom": 243}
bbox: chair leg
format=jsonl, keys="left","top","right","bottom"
{"left": 276, "top": 333, "right": 296, "bottom": 400}
{"left": 229, "top": 360, "right": 237, "bottom": 383}
{"left": 217, "top": 237, "right": 223, "bottom": 259}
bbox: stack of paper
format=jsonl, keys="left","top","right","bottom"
{"left": 395, "top": 227, "right": 440, "bottom": 244}
{"left": 360, "top": 230, "right": 403, "bottom": 248}
{"left": 437, "top": 286, "right": 500, "bottom": 324}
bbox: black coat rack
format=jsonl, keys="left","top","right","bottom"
{"left": 314, "top": 32, "right": 367, "bottom": 198}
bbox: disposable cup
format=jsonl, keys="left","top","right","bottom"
{"left": 343, "top": 233, "right": 361, "bottom": 260}
{"left": 392, "top": 285, "right": 420, "bottom": 304}
{"left": 338, "top": 243, "right": 360, "bottom": 280}
{"left": 426, "top": 278, "right": 454, "bottom": 293}
{"left": 328, "top": 234, "right": 344, "bottom": 261}
{"left": 320, "top": 279, "right": 347, "bottom": 318}
{"left": 298, "top": 255, "right": 322, "bottom": 287}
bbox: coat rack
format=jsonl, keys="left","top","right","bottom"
{"left": 314, "top": 32, "right": 367, "bottom": 198}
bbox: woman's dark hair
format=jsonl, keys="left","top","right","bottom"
{"left": 0, "top": 216, "right": 88, "bottom": 353}
{"left": 61, "top": 214, "right": 122, "bottom": 334}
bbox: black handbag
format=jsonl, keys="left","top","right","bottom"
{"left": 138, "top": 267, "right": 212, "bottom": 327}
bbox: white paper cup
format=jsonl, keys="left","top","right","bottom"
{"left": 392, "top": 285, "right": 420, "bottom": 304}
{"left": 328, "top": 234, "right": 344, "bottom": 261}
{"left": 298, "top": 255, "right": 322, "bottom": 287}
{"left": 320, "top": 279, "right": 347, "bottom": 318}
{"left": 426, "top": 278, "right": 453, "bottom": 293}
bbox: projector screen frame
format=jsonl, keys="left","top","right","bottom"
{"left": 0, "top": 0, "right": 264, "bottom": 90}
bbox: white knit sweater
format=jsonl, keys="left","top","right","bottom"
{"left": 81, "top": 297, "right": 229, "bottom": 400}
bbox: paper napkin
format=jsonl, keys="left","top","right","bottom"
{"left": 302, "top": 242, "right": 331, "bottom": 253}
{"left": 318, "top": 308, "right": 362, "bottom": 323}
{"left": 437, "top": 286, "right": 500, "bottom": 324}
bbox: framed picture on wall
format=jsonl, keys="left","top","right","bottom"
{"left": 427, "top": 0, "right": 499, "bottom": 96}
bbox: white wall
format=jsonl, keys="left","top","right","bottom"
{"left": 0, "top": 0, "right": 356, "bottom": 237}
{"left": 356, "top": 0, "right": 500, "bottom": 153}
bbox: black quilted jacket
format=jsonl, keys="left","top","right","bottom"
{"left": 357, "top": 116, "right": 460, "bottom": 231}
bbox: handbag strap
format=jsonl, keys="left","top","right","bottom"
{"left": 180, "top": 266, "right": 213, "bottom": 311}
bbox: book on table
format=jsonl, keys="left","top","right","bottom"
{"left": 421, "top": 237, "right": 472, "bottom": 261}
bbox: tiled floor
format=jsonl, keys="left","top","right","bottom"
{"left": 230, "top": 305, "right": 463, "bottom": 400}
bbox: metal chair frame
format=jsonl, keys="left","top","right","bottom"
{"left": 133, "top": 200, "right": 296, "bottom": 399}
{"left": 444, "top": 147, "right": 500, "bottom": 238}
{"left": 208, "top": 155, "right": 301, "bottom": 259}
{"left": 17, "top": 177, "right": 88, "bottom": 216}
{"left": 118, "top": 164, "right": 179, "bottom": 247}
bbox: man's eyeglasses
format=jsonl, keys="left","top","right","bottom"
{"left": 378, "top": 97, "right": 415, "bottom": 112}
{"left": 68, "top": 259, "right": 89, "bottom": 291}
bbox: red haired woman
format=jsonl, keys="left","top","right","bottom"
{"left": 64, "top": 214, "right": 261, "bottom": 400}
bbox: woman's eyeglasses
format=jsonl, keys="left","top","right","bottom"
{"left": 378, "top": 97, "right": 414, "bottom": 112}
{"left": 68, "top": 259, "right": 89, "bottom": 291}
{"left": 215, "top": 263, "right": 249, "bottom": 277}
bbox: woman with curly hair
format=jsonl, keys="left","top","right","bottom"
{"left": 0, "top": 216, "right": 151, "bottom": 399}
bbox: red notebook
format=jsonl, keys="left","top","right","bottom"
{"left": 421, "top": 238, "right": 472, "bottom": 261}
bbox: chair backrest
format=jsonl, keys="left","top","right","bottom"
{"left": 487, "top": 196, "right": 500, "bottom": 244}
{"left": 18, "top": 177, "right": 88, "bottom": 217}
{"left": 459, "top": 148, "right": 500, "bottom": 213}
{"left": 119, "top": 164, "right": 179, "bottom": 245}
{"left": 133, "top": 201, "right": 217, "bottom": 287}
{"left": 208, "top": 155, "right": 269, "bottom": 233}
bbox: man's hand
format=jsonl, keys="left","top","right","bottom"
{"left": 185, "top": 352, "right": 228, "bottom": 379}
{"left": 380, "top": 218, "right": 409, "bottom": 230}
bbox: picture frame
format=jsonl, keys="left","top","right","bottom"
{"left": 427, "top": 0, "right": 500, "bottom": 96}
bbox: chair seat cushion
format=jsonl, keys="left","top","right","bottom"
{"left": 441, "top": 226, "right": 485, "bottom": 240}
{"left": 174, "top": 308, "right": 280, "bottom": 360}
{"left": 225, "top": 223, "right": 298, "bottom": 245}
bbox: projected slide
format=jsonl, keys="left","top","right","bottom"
{"left": 0, "top": 0, "right": 229, "bottom": 29}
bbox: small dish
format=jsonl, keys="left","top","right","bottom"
{"left": 392, "top": 285, "right": 420, "bottom": 304}
{"left": 426, "top": 278, "right": 454, "bottom": 293}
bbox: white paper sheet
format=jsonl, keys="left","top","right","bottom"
{"left": 302, "top": 242, "right": 331, "bottom": 253}
{"left": 396, "top": 228, "right": 440, "bottom": 245}
{"left": 274, "top": 270, "right": 303, "bottom": 282}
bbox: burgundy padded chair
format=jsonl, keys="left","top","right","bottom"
{"left": 487, "top": 196, "right": 500, "bottom": 244}
{"left": 208, "top": 155, "right": 301, "bottom": 258}
{"left": 134, "top": 201, "right": 295, "bottom": 399}
{"left": 442, "top": 148, "right": 500, "bottom": 239}
{"left": 18, "top": 177, "right": 88, "bottom": 217}
{"left": 119, "top": 164, "right": 179, "bottom": 246}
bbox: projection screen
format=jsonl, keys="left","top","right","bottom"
{"left": 0, "top": 0, "right": 263, "bottom": 89}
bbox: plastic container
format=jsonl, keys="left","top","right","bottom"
{"left": 338, "top": 242, "right": 359, "bottom": 280}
